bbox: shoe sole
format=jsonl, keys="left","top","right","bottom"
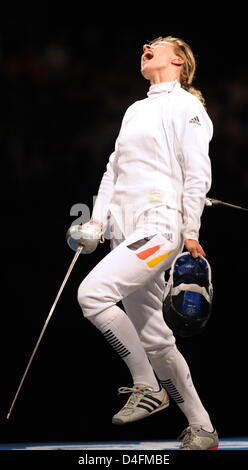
{"left": 112, "top": 399, "right": 170, "bottom": 425}
{"left": 180, "top": 444, "right": 219, "bottom": 450}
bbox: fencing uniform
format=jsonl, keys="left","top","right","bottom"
{"left": 78, "top": 80, "right": 214, "bottom": 429}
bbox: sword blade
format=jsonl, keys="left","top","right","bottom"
{"left": 6, "top": 245, "right": 83, "bottom": 420}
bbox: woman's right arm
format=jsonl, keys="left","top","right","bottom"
{"left": 91, "top": 150, "right": 117, "bottom": 230}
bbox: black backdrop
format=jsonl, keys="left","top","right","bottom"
{"left": 1, "top": 13, "right": 247, "bottom": 444}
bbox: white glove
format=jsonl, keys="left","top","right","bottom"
{"left": 66, "top": 220, "right": 104, "bottom": 254}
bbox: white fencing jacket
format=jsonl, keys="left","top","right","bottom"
{"left": 92, "top": 80, "right": 213, "bottom": 241}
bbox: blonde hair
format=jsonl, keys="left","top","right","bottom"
{"left": 150, "top": 36, "right": 206, "bottom": 108}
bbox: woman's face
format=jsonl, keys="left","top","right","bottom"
{"left": 141, "top": 41, "right": 179, "bottom": 81}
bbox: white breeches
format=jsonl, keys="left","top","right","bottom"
{"left": 77, "top": 208, "right": 182, "bottom": 355}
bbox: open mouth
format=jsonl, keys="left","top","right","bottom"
{"left": 143, "top": 51, "right": 154, "bottom": 62}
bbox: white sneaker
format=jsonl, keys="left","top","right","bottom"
{"left": 178, "top": 425, "right": 219, "bottom": 450}
{"left": 112, "top": 385, "right": 170, "bottom": 425}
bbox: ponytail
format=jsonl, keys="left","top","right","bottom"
{"left": 181, "top": 83, "right": 206, "bottom": 108}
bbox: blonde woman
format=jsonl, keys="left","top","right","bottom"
{"left": 71, "top": 36, "right": 218, "bottom": 450}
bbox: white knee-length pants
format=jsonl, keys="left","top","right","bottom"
{"left": 78, "top": 207, "right": 182, "bottom": 354}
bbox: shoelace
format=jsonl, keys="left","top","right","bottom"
{"left": 118, "top": 386, "right": 153, "bottom": 409}
{"left": 177, "top": 426, "right": 201, "bottom": 447}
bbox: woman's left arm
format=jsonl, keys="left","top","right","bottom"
{"left": 174, "top": 97, "right": 213, "bottom": 251}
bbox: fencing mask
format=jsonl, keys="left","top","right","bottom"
{"left": 163, "top": 252, "right": 213, "bottom": 337}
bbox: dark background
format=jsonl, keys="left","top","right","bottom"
{"left": 0, "top": 12, "right": 247, "bottom": 444}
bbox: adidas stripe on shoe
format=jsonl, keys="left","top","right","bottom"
{"left": 112, "top": 385, "right": 169, "bottom": 425}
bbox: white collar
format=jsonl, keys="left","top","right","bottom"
{"left": 147, "top": 80, "right": 180, "bottom": 98}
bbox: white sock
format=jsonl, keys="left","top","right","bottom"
{"left": 93, "top": 305, "right": 159, "bottom": 390}
{"left": 149, "top": 346, "right": 214, "bottom": 431}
